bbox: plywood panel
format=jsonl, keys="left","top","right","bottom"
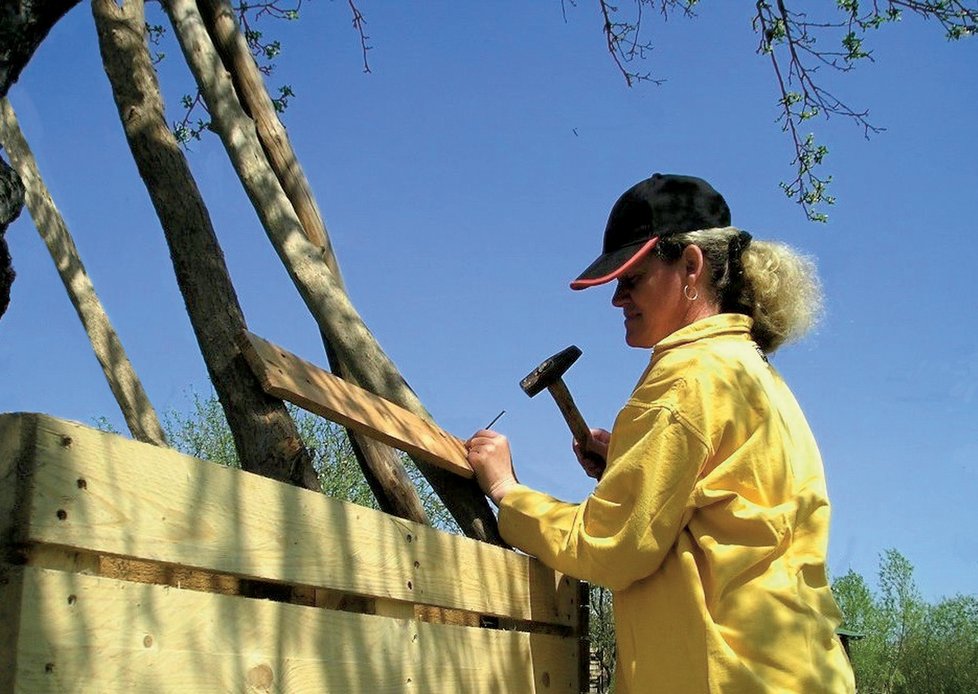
{"left": 4, "top": 413, "right": 576, "bottom": 629}
{"left": 0, "top": 414, "right": 32, "bottom": 694}
{"left": 11, "top": 566, "right": 580, "bottom": 693}
{"left": 0, "top": 564, "right": 25, "bottom": 693}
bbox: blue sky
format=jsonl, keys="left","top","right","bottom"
{"left": 2, "top": 2, "right": 975, "bottom": 600}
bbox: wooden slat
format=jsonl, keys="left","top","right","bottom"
{"left": 9, "top": 565, "right": 580, "bottom": 693}
{"left": 238, "top": 330, "right": 473, "bottom": 478}
{"left": 0, "top": 414, "right": 32, "bottom": 693}
{"left": 0, "top": 411, "right": 31, "bottom": 553}
{"left": 0, "top": 564, "right": 25, "bottom": 693}
{"left": 3, "top": 413, "right": 577, "bottom": 629}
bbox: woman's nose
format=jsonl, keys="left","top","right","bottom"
{"left": 612, "top": 282, "right": 627, "bottom": 307}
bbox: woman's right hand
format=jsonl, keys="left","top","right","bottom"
{"left": 574, "top": 428, "right": 611, "bottom": 480}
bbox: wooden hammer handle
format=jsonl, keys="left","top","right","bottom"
{"left": 547, "top": 379, "right": 592, "bottom": 446}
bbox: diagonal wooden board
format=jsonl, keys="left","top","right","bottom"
{"left": 238, "top": 330, "right": 473, "bottom": 478}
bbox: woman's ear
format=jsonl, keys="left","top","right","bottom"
{"left": 683, "top": 244, "right": 706, "bottom": 283}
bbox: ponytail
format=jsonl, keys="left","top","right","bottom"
{"left": 655, "top": 227, "right": 823, "bottom": 353}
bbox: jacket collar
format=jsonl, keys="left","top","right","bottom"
{"left": 652, "top": 313, "right": 754, "bottom": 358}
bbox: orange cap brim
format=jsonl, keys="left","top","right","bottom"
{"left": 569, "top": 237, "right": 660, "bottom": 290}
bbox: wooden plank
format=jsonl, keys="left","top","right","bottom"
{"left": 5, "top": 413, "right": 577, "bottom": 629}
{"left": 0, "top": 563, "right": 26, "bottom": 693}
{"left": 238, "top": 330, "right": 473, "bottom": 478}
{"left": 10, "top": 565, "right": 580, "bottom": 693}
{"left": 0, "top": 412, "right": 33, "bottom": 555}
{"left": 26, "top": 546, "right": 100, "bottom": 575}
{"left": 374, "top": 597, "right": 415, "bottom": 620}
{"left": 0, "top": 413, "right": 33, "bottom": 694}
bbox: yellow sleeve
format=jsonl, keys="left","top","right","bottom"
{"left": 498, "top": 402, "right": 710, "bottom": 591}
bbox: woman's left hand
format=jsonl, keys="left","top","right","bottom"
{"left": 465, "top": 429, "right": 518, "bottom": 506}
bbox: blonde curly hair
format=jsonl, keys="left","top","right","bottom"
{"left": 655, "top": 227, "right": 823, "bottom": 353}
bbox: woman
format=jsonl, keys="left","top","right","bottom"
{"left": 466, "top": 174, "right": 855, "bottom": 693}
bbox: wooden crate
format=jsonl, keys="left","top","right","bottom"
{"left": 0, "top": 413, "right": 588, "bottom": 692}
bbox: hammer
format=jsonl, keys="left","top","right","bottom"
{"left": 520, "top": 346, "right": 604, "bottom": 468}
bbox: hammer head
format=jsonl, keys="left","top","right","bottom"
{"left": 520, "top": 345, "right": 582, "bottom": 397}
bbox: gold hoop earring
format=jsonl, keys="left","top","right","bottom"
{"left": 683, "top": 284, "right": 699, "bottom": 301}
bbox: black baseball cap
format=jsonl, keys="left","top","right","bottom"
{"left": 570, "top": 173, "right": 731, "bottom": 290}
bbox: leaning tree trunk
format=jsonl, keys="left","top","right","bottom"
{"left": 195, "top": 0, "right": 430, "bottom": 525}
{"left": 0, "top": 97, "right": 168, "bottom": 446}
{"left": 92, "top": 0, "right": 320, "bottom": 491}
{"left": 1, "top": 0, "right": 85, "bottom": 322}
{"left": 165, "top": 0, "right": 503, "bottom": 544}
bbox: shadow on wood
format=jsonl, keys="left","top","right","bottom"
{"left": 0, "top": 413, "right": 588, "bottom": 692}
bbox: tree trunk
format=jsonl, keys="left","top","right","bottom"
{"left": 1, "top": 0, "right": 82, "bottom": 98}
{"left": 1, "top": 0, "right": 85, "bottom": 323}
{"left": 165, "top": 0, "right": 503, "bottom": 544}
{"left": 195, "top": 0, "right": 334, "bottom": 268}
{"left": 0, "top": 155, "right": 23, "bottom": 321}
{"left": 0, "top": 97, "right": 168, "bottom": 446}
{"left": 195, "top": 0, "right": 430, "bottom": 525}
{"left": 92, "top": 0, "right": 319, "bottom": 491}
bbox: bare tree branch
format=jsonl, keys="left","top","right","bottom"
{"left": 347, "top": 0, "right": 371, "bottom": 74}
{"left": 589, "top": 0, "right": 977, "bottom": 221}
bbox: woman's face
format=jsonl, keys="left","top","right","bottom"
{"left": 611, "top": 253, "right": 689, "bottom": 348}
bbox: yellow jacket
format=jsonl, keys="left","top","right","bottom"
{"left": 499, "top": 314, "right": 855, "bottom": 693}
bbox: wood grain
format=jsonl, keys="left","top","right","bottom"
{"left": 239, "top": 330, "right": 474, "bottom": 478}
{"left": 2, "top": 413, "right": 576, "bottom": 628}
{"left": 10, "top": 565, "right": 581, "bottom": 693}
